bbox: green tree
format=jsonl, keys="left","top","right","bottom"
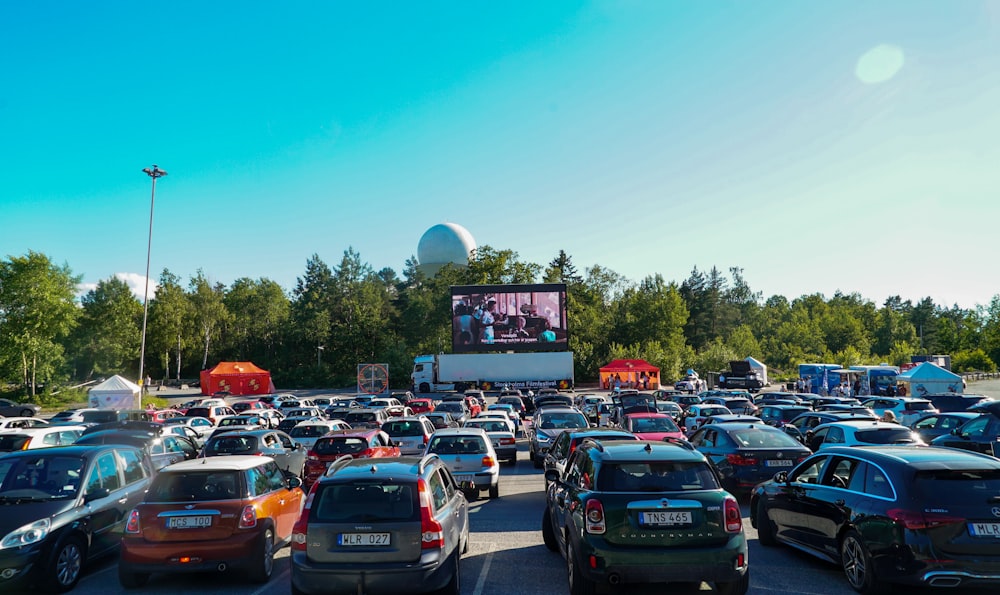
{"left": 147, "top": 270, "right": 194, "bottom": 381}
{"left": 223, "top": 277, "right": 290, "bottom": 365}
{"left": 71, "top": 276, "right": 142, "bottom": 379}
{"left": 188, "top": 270, "right": 231, "bottom": 370}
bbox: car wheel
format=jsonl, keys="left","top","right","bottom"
{"left": 248, "top": 527, "right": 275, "bottom": 583}
{"left": 434, "top": 551, "right": 460, "bottom": 595}
{"left": 44, "top": 536, "right": 85, "bottom": 593}
{"left": 715, "top": 570, "right": 750, "bottom": 595}
{"left": 20, "top": 408, "right": 34, "bottom": 417}
{"left": 841, "top": 530, "right": 886, "bottom": 595}
{"left": 118, "top": 564, "right": 150, "bottom": 590}
{"left": 489, "top": 483, "right": 499, "bottom": 499}
{"left": 755, "top": 502, "right": 777, "bottom": 546}
{"left": 532, "top": 452, "right": 542, "bottom": 469}
{"left": 541, "top": 507, "right": 558, "bottom": 552}
{"left": 419, "top": 383, "right": 430, "bottom": 394}
{"left": 566, "top": 539, "right": 596, "bottom": 595}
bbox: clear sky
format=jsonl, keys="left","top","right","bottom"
{"left": 2, "top": 1, "right": 998, "bottom": 309}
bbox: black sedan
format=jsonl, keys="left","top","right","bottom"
{"left": 687, "top": 422, "right": 810, "bottom": 495}
{"left": 908, "top": 412, "right": 979, "bottom": 442}
{"left": 751, "top": 445, "right": 1000, "bottom": 593}
{"left": 0, "top": 398, "right": 41, "bottom": 417}
{"left": 930, "top": 403, "right": 1000, "bottom": 456}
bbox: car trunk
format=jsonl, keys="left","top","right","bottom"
{"left": 599, "top": 493, "right": 732, "bottom": 548}
{"left": 306, "top": 481, "right": 422, "bottom": 564}
{"left": 912, "top": 468, "right": 1000, "bottom": 558}
{"left": 139, "top": 471, "right": 246, "bottom": 542}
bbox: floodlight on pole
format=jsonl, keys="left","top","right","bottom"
{"left": 139, "top": 164, "right": 167, "bottom": 403}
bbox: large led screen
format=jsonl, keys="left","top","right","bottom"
{"left": 451, "top": 284, "right": 568, "bottom": 353}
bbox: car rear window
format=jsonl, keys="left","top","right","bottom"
{"left": 315, "top": 437, "right": 367, "bottom": 455}
{"left": 383, "top": 421, "right": 425, "bottom": 436}
{"left": 597, "top": 461, "right": 720, "bottom": 492}
{"left": 345, "top": 412, "right": 377, "bottom": 424}
{"left": 312, "top": 482, "right": 418, "bottom": 522}
{"left": 854, "top": 428, "right": 919, "bottom": 444}
{"left": 631, "top": 417, "right": 680, "bottom": 433}
{"left": 205, "top": 435, "right": 258, "bottom": 455}
{"left": 537, "top": 412, "right": 588, "bottom": 430}
{"left": 81, "top": 411, "right": 118, "bottom": 424}
{"left": 728, "top": 428, "right": 803, "bottom": 448}
{"left": 905, "top": 401, "right": 935, "bottom": 411}
{"left": 914, "top": 469, "right": 1000, "bottom": 505}
{"left": 290, "top": 425, "right": 330, "bottom": 438}
{"left": 150, "top": 470, "right": 242, "bottom": 501}
{"left": 0, "top": 435, "right": 30, "bottom": 452}
{"left": 427, "top": 436, "right": 487, "bottom": 455}
{"left": 465, "top": 421, "right": 508, "bottom": 433}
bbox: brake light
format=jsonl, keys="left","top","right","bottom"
{"left": 482, "top": 456, "right": 496, "bottom": 468}
{"left": 20, "top": 438, "right": 32, "bottom": 451}
{"left": 724, "top": 496, "right": 742, "bottom": 533}
{"left": 238, "top": 505, "right": 257, "bottom": 528}
{"left": 125, "top": 509, "right": 141, "bottom": 534}
{"left": 887, "top": 509, "right": 964, "bottom": 530}
{"left": 585, "top": 499, "right": 605, "bottom": 534}
{"left": 423, "top": 434, "right": 429, "bottom": 444}
{"left": 418, "top": 478, "right": 444, "bottom": 549}
{"left": 291, "top": 484, "right": 317, "bottom": 551}
{"left": 499, "top": 438, "right": 515, "bottom": 445}
{"left": 726, "top": 454, "right": 758, "bottom": 466}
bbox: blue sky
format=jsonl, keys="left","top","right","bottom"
{"left": 2, "top": 1, "right": 998, "bottom": 309}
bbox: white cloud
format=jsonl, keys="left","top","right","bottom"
{"left": 76, "top": 273, "right": 158, "bottom": 301}
{"left": 855, "top": 44, "right": 905, "bottom": 84}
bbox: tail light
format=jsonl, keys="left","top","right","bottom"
{"left": 418, "top": 478, "right": 444, "bottom": 549}
{"left": 291, "top": 482, "right": 319, "bottom": 551}
{"left": 887, "top": 509, "right": 964, "bottom": 530}
{"left": 307, "top": 450, "right": 317, "bottom": 460}
{"left": 585, "top": 499, "right": 605, "bottom": 534}
{"left": 482, "top": 456, "right": 496, "bottom": 468}
{"left": 726, "top": 454, "right": 758, "bottom": 466}
{"left": 499, "top": 438, "right": 515, "bottom": 445}
{"left": 125, "top": 509, "right": 141, "bottom": 534}
{"left": 724, "top": 497, "right": 742, "bottom": 533}
{"left": 238, "top": 505, "right": 257, "bottom": 528}
{"left": 423, "top": 434, "right": 429, "bottom": 444}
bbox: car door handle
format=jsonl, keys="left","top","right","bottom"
{"left": 834, "top": 499, "right": 845, "bottom": 506}
{"left": 118, "top": 496, "right": 128, "bottom": 504}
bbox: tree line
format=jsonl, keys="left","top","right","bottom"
{"left": 2, "top": 247, "right": 999, "bottom": 399}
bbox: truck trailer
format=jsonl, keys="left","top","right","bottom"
{"left": 411, "top": 352, "right": 574, "bottom": 393}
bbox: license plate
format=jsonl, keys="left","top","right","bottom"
{"left": 167, "top": 516, "right": 212, "bottom": 529}
{"left": 969, "top": 523, "right": 1000, "bottom": 537}
{"left": 765, "top": 459, "right": 794, "bottom": 467}
{"left": 454, "top": 475, "right": 473, "bottom": 483}
{"left": 338, "top": 532, "right": 391, "bottom": 546}
{"left": 640, "top": 511, "right": 692, "bottom": 526}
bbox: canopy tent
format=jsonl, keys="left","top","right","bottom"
{"left": 599, "top": 359, "right": 660, "bottom": 390}
{"left": 200, "top": 362, "right": 274, "bottom": 396}
{"left": 897, "top": 362, "right": 963, "bottom": 396}
{"left": 88, "top": 374, "right": 141, "bottom": 409}
{"left": 745, "top": 357, "right": 768, "bottom": 386}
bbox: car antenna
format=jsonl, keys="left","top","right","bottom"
{"left": 644, "top": 443, "right": 652, "bottom": 453}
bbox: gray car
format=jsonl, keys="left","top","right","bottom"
{"left": 290, "top": 455, "right": 469, "bottom": 595}
{"left": 528, "top": 407, "right": 590, "bottom": 468}
{"left": 201, "top": 429, "right": 306, "bottom": 477}
{"left": 0, "top": 398, "right": 41, "bottom": 417}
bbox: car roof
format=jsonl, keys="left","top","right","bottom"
{"left": 1, "top": 425, "right": 85, "bottom": 435}
{"left": 587, "top": 440, "right": 705, "bottom": 463}
{"left": 709, "top": 422, "right": 785, "bottom": 432}
{"left": 624, "top": 412, "right": 671, "bottom": 419}
{"left": 536, "top": 407, "right": 579, "bottom": 414}
{"left": 163, "top": 455, "right": 276, "bottom": 471}
{"left": 821, "top": 445, "right": 1000, "bottom": 469}
{"left": 328, "top": 456, "right": 425, "bottom": 479}
{"left": 813, "top": 420, "right": 908, "bottom": 431}
{"left": 430, "top": 427, "right": 488, "bottom": 437}
{"left": 318, "top": 428, "right": 379, "bottom": 438}
{"left": 0, "top": 444, "right": 127, "bottom": 459}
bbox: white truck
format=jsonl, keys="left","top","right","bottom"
{"left": 411, "top": 352, "right": 575, "bottom": 393}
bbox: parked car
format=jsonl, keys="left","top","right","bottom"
{"left": 908, "top": 412, "right": 980, "bottom": 443}
{"left": 702, "top": 396, "right": 757, "bottom": 416}
{"left": 0, "top": 417, "right": 51, "bottom": 432}
{"left": 163, "top": 423, "right": 209, "bottom": 448}
{"left": 0, "top": 426, "right": 86, "bottom": 452}
{"left": 930, "top": 401, "right": 1000, "bottom": 455}
{"left": 687, "top": 422, "right": 811, "bottom": 495}
{"left": 757, "top": 405, "right": 812, "bottom": 429}
{"left": 342, "top": 409, "right": 390, "bottom": 430}
{"left": 287, "top": 420, "right": 352, "bottom": 451}
{"left": 117, "top": 455, "right": 305, "bottom": 587}
{"left": 461, "top": 418, "right": 517, "bottom": 465}
{"left": 277, "top": 416, "right": 325, "bottom": 434}
{"left": 0, "top": 444, "right": 154, "bottom": 592}
{"left": 382, "top": 416, "right": 437, "bottom": 455}
{"left": 496, "top": 395, "right": 527, "bottom": 419}
{"left": 804, "top": 420, "right": 925, "bottom": 451}
{"left": 654, "top": 400, "right": 684, "bottom": 422}
{"left": 433, "top": 402, "right": 470, "bottom": 425}
{"left": 859, "top": 397, "right": 938, "bottom": 426}
{"left": 751, "top": 445, "right": 1000, "bottom": 593}
{"left": 75, "top": 430, "right": 199, "bottom": 471}
{"left": 529, "top": 407, "right": 590, "bottom": 468}
{"left": 408, "top": 398, "right": 434, "bottom": 415}
{"left": 302, "top": 429, "right": 400, "bottom": 489}
{"left": 542, "top": 428, "right": 639, "bottom": 485}
{"left": 782, "top": 410, "right": 880, "bottom": 443}
{"left": 146, "top": 409, "right": 182, "bottom": 423}
{"left": 925, "top": 393, "right": 990, "bottom": 413}
{"left": 48, "top": 409, "right": 94, "bottom": 425}
{"left": 201, "top": 430, "right": 306, "bottom": 477}
{"left": 424, "top": 428, "right": 501, "bottom": 499}
{"left": 622, "top": 413, "right": 686, "bottom": 442}
{"left": 424, "top": 412, "right": 460, "bottom": 430}
{"left": 542, "top": 439, "right": 749, "bottom": 595}
{"left": 185, "top": 406, "right": 238, "bottom": 426}
{"left": 290, "top": 454, "right": 469, "bottom": 595}
{"left": 232, "top": 400, "right": 270, "bottom": 414}
{"left": 0, "top": 399, "right": 41, "bottom": 418}
{"left": 210, "top": 415, "right": 269, "bottom": 437}
{"left": 485, "top": 404, "right": 521, "bottom": 433}
{"left": 681, "top": 404, "right": 733, "bottom": 433}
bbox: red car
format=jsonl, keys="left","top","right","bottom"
{"left": 302, "top": 429, "right": 400, "bottom": 489}
{"left": 622, "top": 412, "right": 687, "bottom": 442}
{"left": 408, "top": 398, "right": 434, "bottom": 414}
{"left": 464, "top": 396, "right": 482, "bottom": 417}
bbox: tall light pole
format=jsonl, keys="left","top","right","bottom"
{"left": 139, "top": 165, "right": 167, "bottom": 402}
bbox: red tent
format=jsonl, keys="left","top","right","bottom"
{"left": 200, "top": 361, "right": 274, "bottom": 396}
{"left": 599, "top": 359, "right": 660, "bottom": 390}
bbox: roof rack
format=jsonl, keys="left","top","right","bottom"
{"left": 418, "top": 453, "right": 441, "bottom": 474}
{"left": 661, "top": 436, "right": 695, "bottom": 450}
{"left": 324, "top": 454, "right": 355, "bottom": 477}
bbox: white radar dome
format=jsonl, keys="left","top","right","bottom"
{"left": 417, "top": 223, "right": 476, "bottom": 276}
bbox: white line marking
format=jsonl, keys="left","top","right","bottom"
{"left": 471, "top": 542, "right": 496, "bottom": 595}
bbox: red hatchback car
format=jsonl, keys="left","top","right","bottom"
{"left": 302, "top": 429, "right": 400, "bottom": 489}
{"left": 623, "top": 412, "right": 687, "bottom": 442}
{"left": 408, "top": 398, "right": 434, "bottom": 414}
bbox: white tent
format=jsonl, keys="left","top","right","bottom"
{"left": 897, "top": 362, "right": 963, "bottom": 396}
{"left": 745, "top": 357, "right": 768, "bottom": 386}
{"left": 88, "top": 375, "right": 141, "bottom": 409}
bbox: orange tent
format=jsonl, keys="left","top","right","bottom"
{"left": 599, "top": 359, "right": 660, "bottom": 390}
{"left": 200, "top": 361, "right": 274, "bottom": 396}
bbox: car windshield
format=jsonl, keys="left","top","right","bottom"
{"left": 206, "top": 435, "right": 258, "bottom": 455}
{"left": 537, "top": 412, "right": 588, "bottom": 430}
{"left": 0, "top": 455, "right": 84, "bottom": 500}
{"left": 632, "top": 417, "right": 680, "bottom": 433}
{"left": 289, "top": 425, "right": 330, "bottom": 438}
{"left": 427, "top": 435, "right": 487, "bottom": 455}
{"left": 312, "top": 482, "right": 418, "bottom": 522}
{"left": 854, "top": 428, "right": 919, "bottom": 444}
{"left": 150, "top": 470, "right": 242, "bottom": 501}
{"left": 345, "top": 412, "right": 377, "bottom": 424}
{"left": 382, "top": 421, "right": 425, "bottom": 436}
{"left": 728, "top": 428, "right": 803, "bottom": 448}
{"left": 597, "top": 461, "right": 720, "bottom": 492}
{"left": 314, "top": 437, "right": 367, "bottom": 455}
{"left": 466, "top": 421, "right": 508, "bottom": 433}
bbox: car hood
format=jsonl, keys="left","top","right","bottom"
{"left": 0, "top": 497, "right": 78, "bottom": 535}
{"left": 535, "top": 428, "right": 563, "bottom": 441}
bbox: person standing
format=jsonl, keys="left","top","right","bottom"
{"left": 479, "top": 300, "right": 497, "bottom": 344}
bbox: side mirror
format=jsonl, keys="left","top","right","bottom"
{"left": 84, "top": 487, "right": 111, "bottom": 503}
{"left": 286, "top": 476, "right": 303, "bottom": 490}
{"left": 773, "top": 471, "right": 788, "bottom": 484}
{"left": 544, "top": 470, "right": 560, "bottom": 483}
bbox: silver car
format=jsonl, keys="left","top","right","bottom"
{"left": 382, "top": 416, "right": 436, "bottom": 455}
{"left": 424, "top": 428, "right": 501, "bottom": 499}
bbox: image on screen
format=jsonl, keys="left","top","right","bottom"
{"left": 451, "top": 284, "right": 568, "bottom": 353}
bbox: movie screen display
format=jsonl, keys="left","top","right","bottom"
{"left": 451, "top": 284, "right": 568, "bottom": 353}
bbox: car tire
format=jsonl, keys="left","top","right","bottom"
{"left": 419, "top": 383, "right": 430, "bottom": 394}
{"left": 566, "top": 539, "right": 596, "bottom": 595}
{"left": 118, "top": 564, "right": 150, "bottom": 590}
{"left": 434, "top": 551, "right": 460, "bottom": 595}
{"left": 248, "top": 527, "right": 275, "bottom": 583}
{"left": 841, "top": 530, "right": 886, "bottom": 595}
{"left": 715, "top": 570, "right": 750, "bottom": 595}
{"left": 20, "top": 408, "right": 34, "bottom": 417}
{"left": 44, "top": 535, "right": 85, "bottom": 593}
{"left": 532, "top": 453, "right": 542, "bottom": 469}
{"left": 489, "top": 483, "right": 499, "bottom": 499}
{"left": 541, "top": 507, "right": 558, "bottom": 552}
{"left": 755, "top": 502, "right": 777, "bottom": 546}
